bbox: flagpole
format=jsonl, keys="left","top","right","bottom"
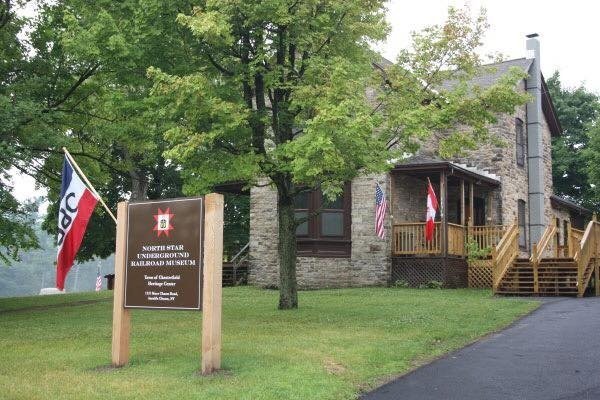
{"left": 62, "top": 147, "right": 118, "bottom": 224}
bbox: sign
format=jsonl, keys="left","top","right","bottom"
{"left": 124, "top": 197, "right": 203, "bottom": 310}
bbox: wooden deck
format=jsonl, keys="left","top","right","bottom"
{"left": 392, "top": 222, "right": 507, "bottom": 257}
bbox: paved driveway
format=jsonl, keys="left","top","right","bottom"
{"left": 363, "top": 297, "right": 600, "bottom": 400}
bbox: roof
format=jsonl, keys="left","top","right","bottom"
{"left": 443, "top": 57, "right": 562, "bottom": 137}
{"left": 550, "top": 195, "right": 592, "bottom": 216}
{"left": 393, "top": 154, "right": 501, "bottom": 186}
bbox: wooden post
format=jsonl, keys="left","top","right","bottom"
{"left": 595, "top": 259, "right": 599, "bottom": 297}
{"left": 201, "top": 193, "right": 224, "bottom": 375}
{"left": 566, "top": 220, "right": 573, "bottom": 258}
{"left": 460, "top": 179, "right": 466, "bottom": 227}
{"left": 491, "top": 246, "right": 498, "bottom": 293}
{"left": 440, "top": 171, "right": 448, "bottom": 257}
{"left": 469, "top": 182, "right": 474, "bottom": 226}
{"left": 532, "top": 243, "right": 539, "bottom": 295}
{"left": 487, "top": 192, "right": 493, "bottom": 224}
{"left": 112, "top": 202, "right": 130, "bottom": 367}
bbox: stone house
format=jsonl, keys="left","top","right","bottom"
{"left": 246, "top": 35, "right": 591, "bottom": 290}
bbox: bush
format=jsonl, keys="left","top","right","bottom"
{"left": 419, "top": 280, "right": 443, "bottom": 289}
{"left": 393, "top": 279, "right": 410, "bottom": 288}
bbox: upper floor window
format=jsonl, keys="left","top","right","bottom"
{"left": 294, "top": 184, "right": 351, "bottom": 257}
{"left": 516, "top": 118, "right": 525, "bottom": 167}
{"left": 518, "top": 199, "right": 527, "bottom": 249}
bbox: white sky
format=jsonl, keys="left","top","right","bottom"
{"left": 379, "top": 0, "right": 600, "bottom": 92}
{"left": 12, "top": 1, "right": 600, "bottom": 206}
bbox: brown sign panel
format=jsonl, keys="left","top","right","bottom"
{"left": 124, "top": 197, "right": 203, "bottom": 310}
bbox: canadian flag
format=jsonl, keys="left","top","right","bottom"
{"left": 425, "top": 179, "right": 438, "bottom": 242}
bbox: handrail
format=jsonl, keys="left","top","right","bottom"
{"left": 530, "top": 224, "right": 557, "bottom": 294}
{"left": 492, "top": 219, "right": 519, "bottom": 293}
{"left": 574, "top": 220, "right": 599, "bottom": 297}
{"left": 569, "top": 226, "right": 585, "bottom": 257}
{"left": 230, "top": 242, "right": 250, "bottom": 264}
{"left": 531, "top": 225, "right": 557, "bottom": 264}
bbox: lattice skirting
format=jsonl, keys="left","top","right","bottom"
{"left": 391, "top": 257, "right": 468, "bottom": 288}
{"left": 468, "top": 260, "right": 493, "bottom": 288}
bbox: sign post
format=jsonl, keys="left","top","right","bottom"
{"left": 201, "top": 194, "right": 224, "bottom": 374}
{"left": 110, "top": 194, "right": 223, "bottom": 374}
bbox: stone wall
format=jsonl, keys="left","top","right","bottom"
{"left": 413, "top": 77, "right": 561, "bottom": 251}
{"left": 248, "top": 174, "right": 390, "bottom": 289}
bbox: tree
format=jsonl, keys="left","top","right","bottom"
{"left": 18, "top": 0, "right": 195, "bottom": 260}
{"left": 547, "top": 72, "right": 600, "bottom": 209}
{"left": 0, "top": 0, "right": 39, "bottom": 263}
{"left": 150, "top": 4, "right": 528, "bottom": 309}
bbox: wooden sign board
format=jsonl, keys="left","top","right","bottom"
{"left": 111, "top": 194, "right": 223, "bottom": 375}
{"left": 124, "top": 197, "right": 203, "bottom": 310}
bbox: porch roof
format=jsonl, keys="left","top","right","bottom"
{"left": 550, "top": 195, "right": 592, "bottom": 216}
{"left": 392, "top": 155, "right": 501, "bottom": 187}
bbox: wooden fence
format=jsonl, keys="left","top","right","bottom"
{"left": 392, "top": 222, "right": 508, "bottom": 257}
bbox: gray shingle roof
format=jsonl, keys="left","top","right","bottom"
{"left": 440, "top": 58, "right": 533, "bottom": 91}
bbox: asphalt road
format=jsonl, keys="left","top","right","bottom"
{"left": 362, "top": 297, "right": 600, "bottom": 400}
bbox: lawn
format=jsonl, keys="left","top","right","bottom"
{"left": 0, "top": 287, "right": 538, "bottom": 400}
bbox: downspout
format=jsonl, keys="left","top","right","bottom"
{"left": 526, "top": 33, "right": 545, "bottom": 250}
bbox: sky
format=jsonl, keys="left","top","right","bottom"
{"left": 11, "top": 0, "right": 600, "bottom": 206}
{"left": 379, "top": 0, "right": 600, "bottom": 91}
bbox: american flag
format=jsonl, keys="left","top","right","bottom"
{"left": 375, "top": 183, "right": 387, "bottom": 239}
{"left": 95, "top": 271, "right": 102, "bottom": 292}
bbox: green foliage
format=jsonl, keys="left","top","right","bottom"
{"left": 223, "top": 193, "right": 250, "bottom": 259}
{"left": 150, "top": 4, "right": 528, "bottom": 307}
{"left": 419, "top": 280, "right": 444, "bottom": 289}
{"left": 465, "top": 238, "right": 491, "bottom": 262}
{"left": 392, "top": 279, "right": 410, "bottom": 288}
{"left": 547, "top": 72, "right": 600, "bottom": 209}
{"left": 0, "top": 287, "right": 538, "bottom": 399}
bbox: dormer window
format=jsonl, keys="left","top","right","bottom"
{"left": 516, "top": 118, "right": 525, "bottom": 167}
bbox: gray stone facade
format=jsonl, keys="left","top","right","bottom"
{"left": 248, "top": 66, "right": 573, "bottom": 289}
{"left": 249, "top": 174, "right": 390, "bottom": 289}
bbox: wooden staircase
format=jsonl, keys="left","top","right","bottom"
{"left": 495, "top": 257, "right": 580, "bottom": 296}
{"left": 492, "top": 218, "right": 600, "bottom": 297}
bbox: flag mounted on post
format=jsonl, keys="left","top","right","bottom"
{"left": 375, "top": 183, "right": 387, "bottom": 239}
{"left": 95, "top": 264, "right": 102, "bottom": 292}
{"left": 56, "top": 156, "right": 99, "bottom": 291}
{"left": 425, "top": 178, "right": 438, "bottom": 242}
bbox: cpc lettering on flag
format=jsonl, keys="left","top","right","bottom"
{"left": 56, "top": 157, "right": 99, "bottom": 290}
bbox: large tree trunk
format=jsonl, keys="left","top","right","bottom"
{"left": 277, "top": 188, "right": 298, "bottom": 309}
{"left": 130, "top": 169, "right": 148, "bottom": 201}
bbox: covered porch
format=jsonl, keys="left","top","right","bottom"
{"left": 389, "top": 158, "right": 504, "bottom": 287}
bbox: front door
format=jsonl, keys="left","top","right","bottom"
{"left": 474, "top": 197, "right": 486, "bottom": 226}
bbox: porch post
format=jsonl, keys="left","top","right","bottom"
{"left": 469, "top": 182, "right": 474, "bottom": 225}
{"left": 441, "top": 170, "right": 448, "bottom": 257}
{"left": 487, "top": 192, "right": 493, "bottom": 224}
{"left": 460, "top": 179, "right": 466, "bottom": 226}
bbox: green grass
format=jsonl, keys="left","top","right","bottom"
{"left": 0, "top": 287, "right": 538, "bottom": 400}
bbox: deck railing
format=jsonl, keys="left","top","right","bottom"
{"left": 573, "top": 220, "right": 600, "bottom": 297}
{"left": 393, "top": 222, "right": 442, "bottom": 255}
{"left": 392, "top": 222, "right": 506, "bottom": 257}
{"left": 448, "top": 223, "right": 466, "bottom": 256}
{"left": 491, "top": 219, "right": 520, "bottom": 292}
{"left": 467, "top": 224, "right": 508, "bottom": 250}
{"left": 569, "top": 227, "right": 585, "bottom": 258}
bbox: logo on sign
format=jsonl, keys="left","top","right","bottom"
{"left": 153, "top": 208, "right": 175, "bottom": 237}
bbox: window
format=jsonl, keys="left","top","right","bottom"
{"left": 518, "top": 200, "right": 527, "bottom": 249}
{"left": 516, "top": 118, "right": 525, "bottom": 167}
{"left": 563, "top": 220, "right": 569, "bottom": 247}
{"left": 294, "top": 184, "right": 351, "bottom": 257}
